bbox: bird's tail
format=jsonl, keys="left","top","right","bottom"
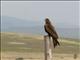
{"left": 52, "top": 37, "right": 60, "bottom": 48}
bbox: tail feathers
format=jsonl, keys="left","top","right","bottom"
{"left": 52, "top": 38, "right": 60, "bottom": 48}
{"left": 53, "top": 40, "right": 56, "bottom": 48}
{"left": 57, "top": 40, "right": 60, "bottom": 46}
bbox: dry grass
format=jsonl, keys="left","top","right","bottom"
{"left": 1, "top": 32, "right": 80, "bottom": 60}
{"left": 1, "top": 52, "right": 80, "bottom": 60}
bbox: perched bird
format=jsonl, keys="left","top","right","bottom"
{"left": 44, "top": 18, "right": 60, "bottom": 48}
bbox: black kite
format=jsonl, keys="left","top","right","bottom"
{"left": 44, "top": 18, "right": 60, "bottom": 48}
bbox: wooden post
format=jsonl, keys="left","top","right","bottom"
{"left": 44, "top": 35, "right": 52, "bottom": 60}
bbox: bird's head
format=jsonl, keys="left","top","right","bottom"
{"left": 45, "top": 18, "right": 51, "bottom": 24}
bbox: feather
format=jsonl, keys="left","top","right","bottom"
{"left": 44, "top": 18, "right": 60, "bottom": 48}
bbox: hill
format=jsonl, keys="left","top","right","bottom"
{"left": 1, "top": 16, "right": 79, "bottom": 39}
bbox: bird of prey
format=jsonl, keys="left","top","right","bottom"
{"left": 44, "top": 18, "right": 60, "bottom": 48}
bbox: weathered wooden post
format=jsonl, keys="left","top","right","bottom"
{"left": 44, "top": 35, "right": 52, "bottom": 60}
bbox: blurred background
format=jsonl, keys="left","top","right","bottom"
{"left": 1, "top": 1, "right": 80, "bottom": 60}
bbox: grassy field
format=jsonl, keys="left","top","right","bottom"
{"left": 1, "top": 32, "right": 80, "bottom": 54}
{"left": 1, "top": 32, "right": 80, "bottom": 60}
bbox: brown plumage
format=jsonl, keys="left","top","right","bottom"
{"left": 44, "top": 18, "right": 60, "bottom": 48}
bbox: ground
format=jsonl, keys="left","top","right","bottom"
{"left": 1, "top": 52, "right": 80, "bottom": 60}
{"left": 1, "top": 32, "right": 80, "bottom": 60}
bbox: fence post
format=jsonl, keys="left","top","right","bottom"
{"left": 44, "top": 35, "right": 52, "bottom": 60}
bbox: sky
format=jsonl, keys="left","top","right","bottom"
{"left": 1, "top": 1, "right": 79, "bottom": 28}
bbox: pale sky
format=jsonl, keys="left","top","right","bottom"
{"left": 1, "top": 1, "right": 79, "bottom": 28}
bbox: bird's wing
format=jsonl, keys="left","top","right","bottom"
{"left": 45, "top": 24, "right": 58, "bottom": 39}
{"left": 44, "top": 25, "right": 47, "bottom": 33}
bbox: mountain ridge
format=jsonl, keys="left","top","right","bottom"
{"left": 1, "top": 16, "right": 79, "bottom": 39}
